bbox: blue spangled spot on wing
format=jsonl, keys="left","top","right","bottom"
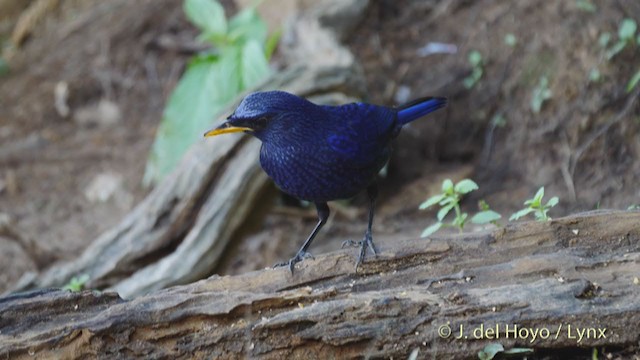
{"left": 327, "top": 133, "right": 360, "bottom": 157}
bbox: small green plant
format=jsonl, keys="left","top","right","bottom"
{"left": 605, "top": 18, "right": 637, "bottom": 60}
{"left": 510, "top": 186, "right": 559, "bottom": 221}
{"left": 504, "top": 33, "right": 517, "bottom": 47}
{"left": 463, "top": 50, "right": 483, "bottom": 89}
{"left": 477, "top": 343, "right": 533, "bottom": 360}
{"left": 471, "top": 200, "right": 502, "bottom": 225}
{"left": 419, "top": 179, "right": 501, "bottom": 237}
{"left": 627, "top": 69, "right": 640, "bottom": 93}
{"left": 62, "top": 275, "right": 90, "bottom": 292}
{"left": 143, "top": 0, "right": 279, "bottom": 185}
{"left": 531, "top": 76, "right": 552, "bottom": 113}
{"left": 628, "top": 204, "right": 640, "bottom": 210}
{"left": 588, "top": 68, "right": 601, "bottom": 83}
{"left": 575, "top": 0, "right": 596, "bottom": 13}
{"left": 593, "top": 19, "right": 640, "bottom": 91}
{"left": 490, "top": 113, "right": 507, "bottom": 128}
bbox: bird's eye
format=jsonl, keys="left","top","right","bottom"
{"left": 256, "top": 116, "right": 269, "bottom": 127}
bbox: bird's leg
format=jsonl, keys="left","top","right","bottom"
{"left": 342, "top": 182, "right": 379, "bottom": 270}
{"left": 275, "top": 202, "right": 329, "bottom": 273}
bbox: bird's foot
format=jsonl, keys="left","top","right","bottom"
{"left": 342, "top": 232, "right": 378, "bottom": 271}
{"left": 273, "top": 251, "right": 314, "bottom": 274}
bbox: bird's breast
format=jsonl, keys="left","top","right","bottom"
{"left": 259, "top": 141, "right": 389, "bottom": 203}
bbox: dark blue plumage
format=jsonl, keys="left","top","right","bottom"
{"left": 205, "top": 90, "right": 447, "bottom": 272}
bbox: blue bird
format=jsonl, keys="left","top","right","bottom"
{"left": 205, "top": 91, "right": 447, "bottom": 272}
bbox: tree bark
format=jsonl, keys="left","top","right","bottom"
{"left": 2, "top": 210, "right": 639, "bottom": 359}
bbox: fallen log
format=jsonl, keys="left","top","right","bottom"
{"left": 1, "top": 210, "right": 638, "bottom": 359}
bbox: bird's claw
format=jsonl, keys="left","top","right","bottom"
{"left": 273, "top": 251, "right": 314, "bottom": 274}
{"left": 343, "top": 232, "right": 378, "bottom": 272}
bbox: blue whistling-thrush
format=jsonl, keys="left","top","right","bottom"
{"left": 205, "top": 91, "right": 447, "bottom": 272}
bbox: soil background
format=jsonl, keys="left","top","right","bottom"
{"left": 0, "top": 0, "right": 638, "bottom": 303}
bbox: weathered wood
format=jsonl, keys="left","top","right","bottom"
{"left": 1, "top": 211, "right": 638, "bottom": 359}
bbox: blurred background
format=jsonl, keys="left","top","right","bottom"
{"left": 0, "top": 0, "right": 639, "bottom": 293}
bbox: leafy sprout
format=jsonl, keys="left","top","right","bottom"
{"left": 504, "top": 33, "right": 517, "bottom": 47}
{"left": 463, "top": 50, "right": 483, "bottom": 89}
{"left": 531, "top": 76, "right": 552, "bottom": 113}
{"left": 471, "top": 200, "right": 502, "bottom": 225}
{"left": 575, "top": 0, "right": 596, "bottom": 13}
{"left": 510, "top": 186, "right": 559, "bottom": 221}
{"left": 62, "top": 275, "right": 90, "bottom": 292}
{"left": 605, "top": 18, "right": 637, "bottom": 60}
{"left": 419, "top": 179, "right": 501, "bottom": 237}
{"left": 627, "top": 70, "right": 640, "bottom": 93}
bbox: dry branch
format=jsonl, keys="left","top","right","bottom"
{"left": 1, "top": 211, "right": 639, "bottom": 359}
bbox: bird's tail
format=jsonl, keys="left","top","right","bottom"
{"left": 396, "top": 97, "right": 447, "bottom": 125}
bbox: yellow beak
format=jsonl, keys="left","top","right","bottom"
{"left": 203, "top": 125, "right": 253, "bottom": 137}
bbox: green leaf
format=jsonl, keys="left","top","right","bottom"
{"left": 533, "top": 186, "right": 545, "bottom": 204}
{"left": 240, "top": 39, "right": 271, "bottom": 88}
{"left": 534, "top": 209, "right": 550, "bottom": 221}
{"left": 442, "top": 179, "right": 454, "bottom": 193}
{"left": 606, "top": 41, "right": 627, "bottom": 60}
{"left": 468, "top": 50, "right": 482, "bottom": 66}
{"left": 144, "top": 50, "right": 242, "bottom": 185}
{"left": 618, "top": 18, "right": 637, "bottom": 41}
{"left": 627, "top": 69, "right": 640, "bottom": 93}
{"left": 509, "top": 208, "right": 535, "bottom": 221}
{"left": 62, "top": 274, "right": 90, "bottom": 292}
{"left": 478, "top": 343, "right": 504, "bottom": 360}
{"left": 184, "top": 0, "right": 227, "bottom": 37}
{"left": 437, "top": 203, "right": 455, "bottom": 222}
{"left": 598, "top": 32, "right": 611, "bottom": 48}
{"left": 503, "top": 348, "right": 534, "bottom": 355}
{"left": 407, "top": 348, "right": 419, "bottom": 360}
{"left": 546, "top": 196, "right": 559, "bottom": 208}
{"left": 472, "top": 67, "right": 483, "bottom": 81}
{"left": 490, "top": 114, "right": 507, "bottom": 127}
{"left": 471, "top": 210, "right": 502, "bottom": 224}
{"left": 228, "top": 6, "right": 268, "bottom": 44}
{"left": 504, "top": 33, "right": 517, "bottom": 47}
{"left": 531, "top": 76, "right": 552, "bottom": 113}
{"left": 419, "top": 194, "right": 445, "bottom": 210}
{"left": 439, "top": 196, "right": 456, "bottom": 206}
{"left": 463, "top": 76, "right": 476, "bottom": 89}
{"left": 575, "top": 0, "right": 596, "bottom": 12}
{"left": 454, "top": 179, "right": 479, "bottom": 194}
{"left": 264, "top": 28, "right": 281, "bottom": 59}
{"left": 588, "top": 68, "right": 601, "bottom": 83}
{"left": 421, "top": 222, "right": 443, "bottom": 237}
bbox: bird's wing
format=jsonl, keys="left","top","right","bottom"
{"left": 323, "top": 103, "right": 396, "bottom": 167}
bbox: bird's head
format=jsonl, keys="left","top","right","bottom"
{"left": 204, "top": 91, "right": 309, "bottom": 139}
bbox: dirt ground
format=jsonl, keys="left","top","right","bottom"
{"left": 1, "top": 0, "right": 639, "bottom": 297}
